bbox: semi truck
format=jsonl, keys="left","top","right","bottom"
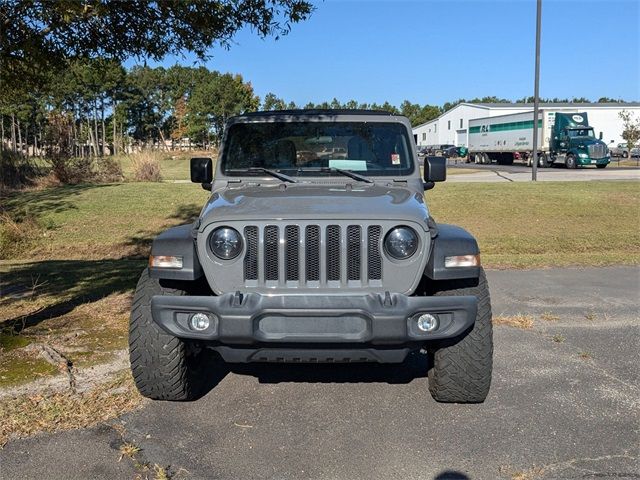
{"left": 467, "top": 110, "right": 610, "bottom": 168}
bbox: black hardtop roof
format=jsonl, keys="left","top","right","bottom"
{"left": 239, "top": 109, "right": 397, "bottom": 117}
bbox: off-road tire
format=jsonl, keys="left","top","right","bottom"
{"left": 566, "top": 154, "right": 577, "bottom": 169}
{"left": 428, "top": 269, "right": 493, "bottom": 403}
{"left": 129, "top": 268, "right": 203, "bottom": 401}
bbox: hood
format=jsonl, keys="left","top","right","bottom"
{"left": 200, "top": 183, "right": 429, "bottom": 229}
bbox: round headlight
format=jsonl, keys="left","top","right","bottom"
{"left": 384, "top": 227, "right": 418, "bottom": 259}
{"left": 209, "top": 227, "right": 242, "bottom": 259}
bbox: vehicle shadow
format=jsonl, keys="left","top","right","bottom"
{"left": 433, "top": 472, "right": 471, "bottom": 480}
{"left": 205, "top": 351, "right": 428, "bottom": 387}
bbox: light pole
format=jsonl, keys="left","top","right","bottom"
{"left": 532, "top": 0, "right": 542, "bottom": 181}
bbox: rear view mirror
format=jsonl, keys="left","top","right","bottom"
{"left": 191, "top": 157, "right": 212, "bottom": 184}
{"left": 424, "top": 156, "right": 447, "bottom": 183}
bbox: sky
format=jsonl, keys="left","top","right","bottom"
{"left": 131, "top": 0, "right": 640, "bottom": 107}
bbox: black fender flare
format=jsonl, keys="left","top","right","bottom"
{"left": 149, "top": 224, "right": 203, "bottom": 281}
{"left": 425, "top": 223, "right": 480, "bottom": 280}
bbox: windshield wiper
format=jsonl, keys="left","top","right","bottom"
{"left": 227, "top": 167, "right": 297, "bottom": 183}
{"left": 314, "top": 167, "right": 373, "bottom": 183}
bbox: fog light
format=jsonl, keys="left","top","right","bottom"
{"left": 416, "top": 313, "right": 438, "bottom": 332}
{"left": 189, "top": 313, "right": 210, "bottom": 331}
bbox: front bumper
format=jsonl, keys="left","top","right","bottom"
{"left": 151, "top": 292, "right": 477, "bottom": 346}
{"left": 577, "top": 156, "right": 610, "bottom": 166}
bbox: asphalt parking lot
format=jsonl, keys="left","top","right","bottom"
{"left": 449, "top": 160, "right": 640, "bottom": 174}
{"left": 1, "top": 267, "right": 639, "bottom": 480}
{"left": 446, "top": 161, "right": 640, "bottom": 182}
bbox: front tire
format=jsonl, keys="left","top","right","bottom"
{"left": 129, "top": 268, "right": 205, "bottom": 401}
{"left": 566, "top": 154, "right": 577, "bottom": 169}
{"left": 427, "top": 269, "right": 493, "bottom": 403}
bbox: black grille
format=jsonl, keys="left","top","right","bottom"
{"left": 285, "top": 225, "right": 299, "bottom": 281}
{"left": 242, "top": 223, "right": 382, "bottom": 285}
{"left": 264, "top": 226, "right": 279, "bottom": 281}
{"left": 244, "top": 226, "right": 258, "bottom": 280}
{"left": 367, "top": 226, "right": 382, "bottom": 280}
{"left": 306, "top": 225, "right": 320, "bottom": 281}
{"left": 347, "top": 225, "right": 361, "bottom": 280}
{"left": 326, "top": 225, "right": 341, "bottom": 281}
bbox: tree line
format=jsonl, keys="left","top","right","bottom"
{"left": 1, "top": 61, "right": 633, "bottom": 160}
{"left": 0, "top": 60, "right": 262, "bottom": 157}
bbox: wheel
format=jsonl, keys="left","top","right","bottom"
{"left": 526, "top": 155, "right": 533, "bottom": 167}
{"left": 129, "top": 268, "right": 211, "bottom": 401}
{"left": 596, "top": 164, "right": 607, "bottom": 169}
{"left": 474, "top": 153, "right": 482, "bottom": 164}
{"left": 482, "top": 153, "right": 491, "bottom": 165}
{"left": 427, "top": 268, "right": 493, "bottom": 403}
{"left": 537, "top": 153, "right": 548, "bottom": 168}
{"left": 622, "top": 151, "right": 628, "bottom": 159}
{"left": 565, "top": 154, "right": 577, "bottom": 169}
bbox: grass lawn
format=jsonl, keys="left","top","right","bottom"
{"left": 427, "top": 181, "right": 640, "bottom": 268}
{"left": 608, "top": 158, "right": 640, "bottom": 168}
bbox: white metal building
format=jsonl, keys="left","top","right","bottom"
{"left": 412, "top": 102, "right": 640, "bottom": 148}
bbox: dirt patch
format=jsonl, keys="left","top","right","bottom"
{"left": 0, "top": 348, "right": 130, "bottom": 400}
{"left": 1, "top": 291, "right": 132, "bottom": 387}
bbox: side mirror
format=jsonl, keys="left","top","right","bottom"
{"left": 424, "top": 156, "right": 447, "bottom": 188}
{"left": 191, "top": 157, "right": 212, "bottom": 185}
{"left": 599, "top": 132, "right": 603, "bottom": 140}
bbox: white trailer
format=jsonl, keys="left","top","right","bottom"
{"left": 467, "top": 110, "right": 611, "bottom": 168}
{"left": 467, "top": 110, "right": 555, "bottom": 166}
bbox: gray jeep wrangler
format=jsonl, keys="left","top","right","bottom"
{"left": 129, "top": 110, "right": 493, "bottom": 403}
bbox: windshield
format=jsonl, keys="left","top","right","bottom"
{"left": 567, "top": 128, "right": 595, "bottom": 138}
{"left": 222, "top": 121, "right": 414, "bottom": 177}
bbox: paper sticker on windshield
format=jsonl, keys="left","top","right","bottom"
{"left": 391, "top": 154, "right": 400, "bottom": 165}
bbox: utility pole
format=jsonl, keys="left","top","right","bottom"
{"left": 532, "top": 0, "right": 542, "bottom": 181}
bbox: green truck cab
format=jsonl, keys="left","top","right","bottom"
{"left": 551, "top": 113, "right": 610, "bottom": 169}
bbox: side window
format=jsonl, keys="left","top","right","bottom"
{"left": 422, "top": 132, "right": 426, "bottom": 141}
{"left": 448, "top": 120, "right": 451, "bottom": 130}
{"left": 460, "top": 118, "right": 463, "bottom": 129}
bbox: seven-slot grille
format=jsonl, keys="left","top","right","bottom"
{"left": 243, "top": 224, "right": 383, "bottom": 287}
